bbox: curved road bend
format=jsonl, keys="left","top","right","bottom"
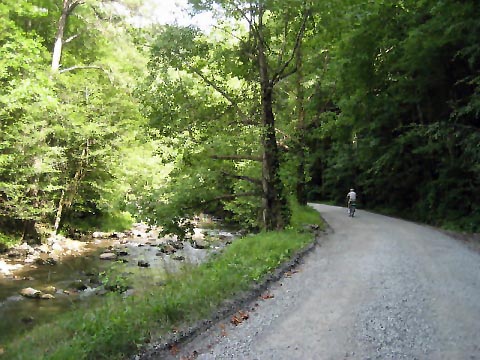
{"left": 153, "top": 204, "right": 480, "bottom": 360}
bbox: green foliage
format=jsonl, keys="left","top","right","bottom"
{"left": 0, "top": 0, "right": 152, "bottom": 238}
{"left": 307, "top": 0, "right": 480, "bottom": 231}
{"left": 4, "top": 205, "right": 320, "bottom": 359}
{"left": 99, "top": 266, "right": 132, "bottom": 293}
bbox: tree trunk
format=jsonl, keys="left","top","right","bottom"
{"left": 260, "top": 87, "right": 289, "bottom": 230}
{"left": 52, "top": 0, "right": 82, "bottom": 72}
{"left": 257, "top": 17, "right": 290, "bottom": 230}
{"left": 53, "top": 190, "right": 65, "bottom": 234}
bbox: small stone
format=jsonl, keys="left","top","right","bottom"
{"left": 100, "top": 252, "right": 117, "bottom": 260}
{"left": 40, "top": 293, "right": 55, "bottom": 300}
{"left": 137, "top": 260, "right": 150, "bottom": 267}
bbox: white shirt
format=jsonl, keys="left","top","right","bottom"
{"left": 347, "top": 191, "right": 356, "bottom": 201}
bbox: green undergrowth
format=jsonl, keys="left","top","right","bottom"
{"left": 66, "top": 211, "right": 135, "bottom": 233}
{"left": 3, "top": 204, "right": 323, "bottom": 360}
{"left": 0, "top": 232, "right": 20, "bottom": 250}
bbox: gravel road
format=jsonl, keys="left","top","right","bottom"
{"left": 154, "top": 204, "right": 480, "bottom": 360}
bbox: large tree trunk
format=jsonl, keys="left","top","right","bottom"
{"left": 257, "top": 16, "right": 289, "bottom": 230}
{"left": 260, "top": 87, "right": 289, "bottom": 230}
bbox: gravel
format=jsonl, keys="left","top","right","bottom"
{"left": 138, "top": 204, "right": 480, "bottom": 360}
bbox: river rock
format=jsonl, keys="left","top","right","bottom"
{"left": 170, "top": 241, "right": 184, "bottom": 250}
{"left": 172, "top": 255, "right": 185, "bottom": 261}
{"left": 7, "top": 251, "right": 21, "bottom": 258}
{"left": 158, "top": 244, "right": 176, "bottom": 254}
{"left": 51, "top": 242, "right": 63, "bottom": 251}
{"left": 20, "top": 287, "right": 41, "bottom": 298}
{"left": 192, "top": 239, "right": 209, "bottom": 249}
{"left": 109, "top": 232, "right": 125, "bottom": 239}
{"left": 18, "top": 242, "right": 34, "bottom": 255}
{"left": 69, "top": 280, "right": 87, "bottom": 291}
{"left": 100, "top": 252, "right": 117, "bottom": 260}
{"left": 43, "top": 286, "right": 56, "bottom": 294}
{"left": 40, "top": 293, "right": 55, "bottom": 300}
{"left": 137, "top": 260, "right": 150, "bottom": 267}
{"left": 45, "top": 257, "right": 57, "bottom": 265}
{"left": 35, "top": 257, "right": 57, "bottom": 266}
{"left": 38, "top": 244, "right": 50, "bottom": 253}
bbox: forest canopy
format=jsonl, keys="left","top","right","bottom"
{"left": 1, "top": 0, "right": 479, "bottom": 245}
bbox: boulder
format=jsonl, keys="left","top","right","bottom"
{"left": 137, "top": 260, "right": 150, "bottom": 268}
{"left": 43, "top": 286, "right": 56, "bottom": 294}
{"left": 20, "top": 287, "right": 41, "bottom": 298}
{"left": 40, "top": 293, "right": 55, "bottom": 300}
{"left": 192, "top": 239, "right": 209, "bottom": 249}
{"left": 99, "top": 252, "right": 117, "bottom": 260}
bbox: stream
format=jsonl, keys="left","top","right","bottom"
{"left": 0, "top": 223, "right": 239, "bottom": 346}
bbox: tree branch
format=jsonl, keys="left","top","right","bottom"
{"left": 66, "top": 0, "right": 85, "bottom": 16}
{"left": 185, "top": 64, "right": 256, "bottom": 125}
{"left": 64, "top": 34, "right": 80, "bottom": 44}
{"left": 272, "top": 8, "right": 310, "bottom": 85}
{"left": 221, "top": 171, "right": 262, "bottom": 186}
{"left": 59, "top": 65, "right": 113, "bottom": 82}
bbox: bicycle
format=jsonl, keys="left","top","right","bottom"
{"left": 348, "top": 201, "right": 356, "bottom": 217}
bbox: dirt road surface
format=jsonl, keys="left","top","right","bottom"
{"left": 154, "top": 204, "right": 480, "bottom": 359}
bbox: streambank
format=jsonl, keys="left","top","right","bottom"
{"left": 0, "top": 222, "right": 240, "bottom": 347}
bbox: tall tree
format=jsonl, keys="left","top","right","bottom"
{"left": 176, "top": 0, "right": 311, "bottom": 229}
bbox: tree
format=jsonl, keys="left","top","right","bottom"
{"left": 147, "top": 0, "right": 311, "bottom": 230}
{"left": 311, "top": 0, "right": 480, "bottom": 230}
{"left": 0, "top": 0, "right": 149, "bottom": 242}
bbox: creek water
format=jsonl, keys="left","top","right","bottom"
{"left": 0, "top": 227, "right": 236, "bottom": 347}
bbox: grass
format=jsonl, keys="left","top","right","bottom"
{"left": 2, "top": 204, "right": 323, "bottom": 360}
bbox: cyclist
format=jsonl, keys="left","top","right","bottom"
{"left": 346, "top": 188, "right": 357, "bottom": 216}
